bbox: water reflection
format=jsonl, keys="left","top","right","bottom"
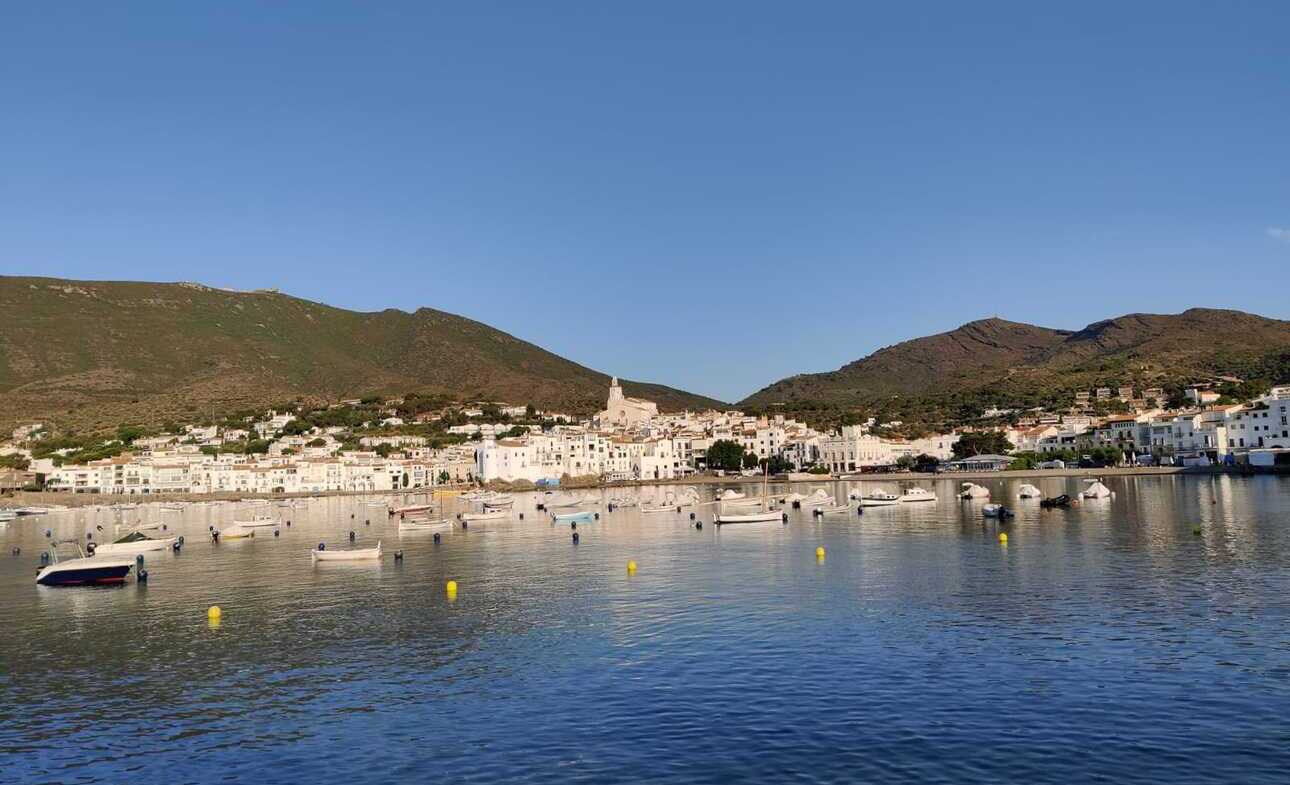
{"left": 2, "top": 475, "right": 1290, "bottom": 784}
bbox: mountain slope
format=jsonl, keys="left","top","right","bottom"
{"left": 0, "top": 276, "right": 724, "bottom": 431}
{"left": 741, "top": 308, "right": 1290, "bottom": 413}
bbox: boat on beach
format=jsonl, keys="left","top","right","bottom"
{"left": 36, "top": 541, "right": 135, "bottom": 586}
{"left": 312, "top": 541, "right": 382, "bottom": 562}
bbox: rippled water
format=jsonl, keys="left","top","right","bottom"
{"left": 3, "top": 475, "right": 1290, "bottom": 784}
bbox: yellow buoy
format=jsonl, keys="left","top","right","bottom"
{"left": 998, "top": 533, "right": 1008, "bottom": 544}
{"left": 815, "top": 546, "right": 826, "bottom": 559}
{"left": 446, "top": 580, "right": 458, "bottom": 596}
{"left": 207, "top": 605, "right": 222, "bottom": 621}
{"left": 626, "top": 560, "right": 637, "bottom": 573}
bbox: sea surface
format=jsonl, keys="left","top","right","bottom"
{"left": 2, "top": 475, "right": 1289, "bottom": 784}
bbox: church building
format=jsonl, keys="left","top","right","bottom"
{"left": 596, "top": 377, "right": 658, "bottom": 428}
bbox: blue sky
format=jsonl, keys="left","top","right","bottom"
{"left": 3, "top": 2, "right": 1288, "bottom": 402}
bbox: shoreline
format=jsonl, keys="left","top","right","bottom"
{"left": 8, "top": 466, "right": 1277, "bottom": 508}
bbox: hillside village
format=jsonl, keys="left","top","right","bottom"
{"left": 3, "top": 377, "right": 1290, "bottom": 496}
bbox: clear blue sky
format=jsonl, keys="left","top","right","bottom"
{"left": 3, "top": 2, "right": 1288, "bottom": 402}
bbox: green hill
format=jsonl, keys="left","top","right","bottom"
{"left": 741, "top": 309, "right": 1290, "bottom": 429}
{"left": 0, "top": 276, "right": 724, "bottom": 432}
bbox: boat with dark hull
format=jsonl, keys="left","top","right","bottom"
{"left": 36, "top": 541, "right": 135, "bottom": 587}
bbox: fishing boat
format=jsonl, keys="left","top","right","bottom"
{"left": 311, "top": 541, "right": 382, "bottom": 562}
{"left": 858, "top": 489, "right": 901, "bottom": 507}
{"left": 36, "top": 541, "right": 135, "bottom": 586}
{"left": 216, "top": 522, "right": 257, "bottom": 539}
{"left": 0, "top": 510, "right": 16, "bottom": 522}
{"left": 462, "top": 509, "right": 509, "bottom": 522}
{"left": 958, "top": 482, "right": 990, "bottom": 500}
{"left": 390, "top": 503, "right": 434, "bottom": 516}
{"left": 90, "top": 530, "right": 176, "bottom": 556}
{"left": 159, "top": 504, "right": 185, "bottom": 512}
{"left": 608, "top": 497, "right": 639, "bottom": 508}
{"left": 1081, "top": 479, "right": 1113, "bottom": 499}
{"left": 546, "top": 495, "right": 586, "bottom": 509}
{"left": 1017, "top": 484, "right": 1043, "bottom": 499}
{"left": 399, "top": 517, "right": 451, "bottom": 531}
{"left": 13, "top": 507, "right": 52, "bottom": 516}
{"left": 813, "top": 504, "right": 853, "bottom": 517}
{"left": 641, "top": 503, "right": 676, "bottom": 514}
{"left": 483, "top": 495, "right": 514, "bottom": 510}
{"left": 716, "top": 466, "right": 783, "bottom": 525}
{"left": 553, "top": 510, "right": 595, "bottom": 523}
{"left": 235, "top": 515, "right": 279, "bottom": 528}
{"left": 899, "top": 487, "right": 937, "bottom": 503}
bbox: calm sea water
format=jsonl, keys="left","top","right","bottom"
{"left": 2, "top": 475, "right": 1289, "bottom": 784}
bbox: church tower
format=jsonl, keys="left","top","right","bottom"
{"left": 608, "top": 376, "right": 624, "bottom": 404}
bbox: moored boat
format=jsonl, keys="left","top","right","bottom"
{"left": 1017, "top": 484, "right": 1043, "bottom": 499}
{"left": 1081, "top": 479, "right": 1113, "bottom": 499}
{"left": 899, "top": 487, "right": 937, "bottom": 503}
{"left": 36, "top": 541, "right": 135, "bottom": 586}
{"left": 958, "top": 482, "right": 990, "bottom": 500}
{"left": 552, "top": 510, "right": 595, "bottom": 523}
{"left": 857, "top": 489, "right": 900, "bottom": 507}
{"left": 462, "top": 509, "right": 509, "bottom": 522}
{"left": 90, "top": 530, "right": 176, "bottom": 556}
{"left": 311, "top": 541, "right": 382, "bottom": 562}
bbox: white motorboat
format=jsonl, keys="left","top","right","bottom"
{"left": 1017, "top": 484, "right": 1042, "bottom": 499}
{"left": 800, "top": 489, "right": 835, "bottom": 507}
{"left": 14, "top": 506, "right": 51, "bottom": 516}
{"left": 899, "top": 487, "right": 937, "bottom": 503}
{"left": 36, "top": 541, "right": 135, "bottom": 586}
{"left": 858, "top": 490, "right": 901, "bottom": 507}
{"left": 1082, "top": 479, "right": 1113, "bottom": 499}
{"left": 312, "top": 541, "right": 382, "bottom": 562}
{"left": 958, "top": 482, "right": 990, "bottom": 500}
{"left": 159, "top": 504, "right": 185, "bottom": 512}
{"left": 235, "top": 515, "right": 279, "bottom": 528}
{"left": 90, "top": 530, "right": 176, "bottom": 556}
{"left": 483, "top": 496, "right": 514, "bottom": 510}
{"left": 0, "top": 510, "right": 16, "bottom": 522}
{"left": 399, "top": 517, "right": 451, "bottom": 531}
{"left": 641, "top": 504, "right": 676, "bottom": 514}
{"left": 462, "top": 509, "right": 509, "bottom": 522}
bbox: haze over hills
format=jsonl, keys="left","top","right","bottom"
{"left": 0, "top": 276, "right": 725, "bottom": 432}
{"left": 741, "top": 309, "right": 1290, "bottom": 424}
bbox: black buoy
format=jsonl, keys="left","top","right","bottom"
{"left": 172, "top": 541, "right": 182, "bottom": 551}
{"left": 594, "top": 513, "right": 600, "bottom": 520}
{"left": 462, "top": 520, "right": 469, "bottom": 529}
{"left": 40, "top": 551, "right": 50, "bottom": 564}
{"left": 696, "top": 521, "right": 703, "bottom": 529}
{"left": 178, "top": 535, "right": 185, "bottom": 545}
{"left": 365, "top": 519, "right": 370, "bottom": 526}
{"left": 537, "top": 503, "right": 545, "bottom": 511}
{"left": 44, "top": 529, "right": 51, "bottom": 538}
{"left": 137, "top": 569, "right": 148, "bottom": 584}
{"left": 287, "top": 520, "right": 292, "bottom": 527}
{"left": 433, "top": 532, "right": 441, "bottom": 544}
{"left": 161, "top": 524, "right": 168, "bottom": 531}
{"left": 676, "top": 506, "right": 682, "bottom": 513}
{"left": 11, "top": 547, "right": 19, "bottom": 556}
{"left": 519, "top": 513, "right": 524, "bottom": 520}
{"left": 348, "top": 530, "right": 356, "bottom": 541}
{"left": 571, "top": 522, "right": 577, "bottom": 530}
{"left": 274, "top": 529, "right": 280, "bottom": 537}
{"left": 394, "top": 550, "right": 403, "bottom": 561}
{"left": 608, "top": 503, "right": 615, "bottom": 512}
{"left": 211, "top": 531, "right": 220, "bottom": 542}
{"left": 135, "top": 554, "right": 145, "bottom": 568}
{"left": 689, "top": 512, "right": 695, "bottom": 520}
{"left": 86, "top": 531, "right": 93, "bottom": 540}
{"left": 572, "top": 532, "right": 580, "bottom": 544}
{"left": 782, "top": 513, "right": 789, "bottom": 524}
{"left": 318, "top": 542, "right": 326, "bottom": 551}
{"left": 209, "top": 525, "right": 215, "bottom": 532}
{"left": 96, "top": 524, "right": 103, "bottom": 531}
{"left": 86, "top": 542, "right": 96, "bottom": 555}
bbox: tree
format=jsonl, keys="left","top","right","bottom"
{"left": 764, "top": 455, "right": 792, "bottom": 474}
{"left": 307, "top": 437, "right": 327, "bottom": 447}
{"left": 741, "top": 451, "right": 760, "bottom": 470}
{"left": 913, "top": 453, "right": 940, "bottom": 473}
{"left": 0, "top": 454, "right": 30, "bottom": 470}
{"left": 951, "top": 431, "right": 1012, "bottom": 460}
{"left": 706, "top": 439, "right": 745, "bottom": 472}
{"left": 116, "top": 425, "right": 147, "bottom": 445}
{"left": 895, "top": 455, "right": 916, "bottom": 471}
{"left": 438, "top": 470, "right": 451, "bottom": 484}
